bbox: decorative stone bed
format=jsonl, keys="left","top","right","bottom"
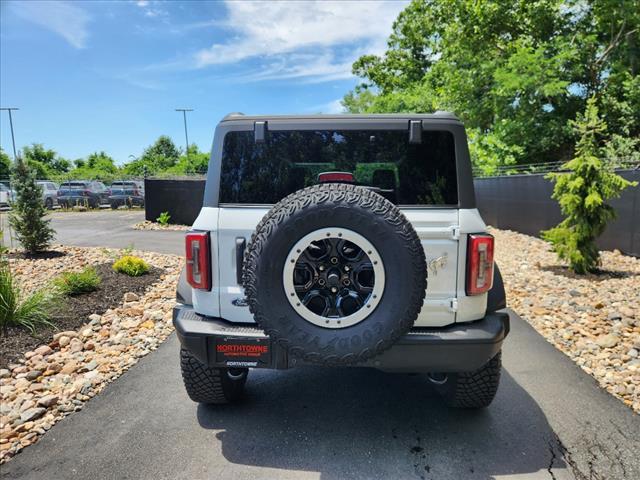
{"left": 0, "top": 246, "right": 182, "bottom": 463}
{"left": 132, "top": 220, "right": 190, "bottom": 232}
{"left": 492, "top": 228, "right": 640, "bottom": 413}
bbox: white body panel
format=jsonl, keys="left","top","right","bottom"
{"left": 191, "top": 205, "right": 489, "bottom": 328}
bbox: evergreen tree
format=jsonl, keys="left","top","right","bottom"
{"left": 9, "top": 158, "right": 55, "bottom": 254}
{"left": 542, "top": 98, "right": 637, "bottom": 274}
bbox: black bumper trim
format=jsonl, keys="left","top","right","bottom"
{"left": 173, "top": 304, "right": 509, "bottom": 373}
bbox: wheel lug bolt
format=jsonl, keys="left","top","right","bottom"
{"left": 343, "top": 279, "right": 350, "bottom": 286}
{"left": 318, "top": 265, "right": 325, "bottom": 271}
{"left": 330, "top": 257, "right": 338, "bottom": 265}
{"left": 344, "top": 265, "right": 350, "bottom": 272}
{"left": 318, "top": 279, "right": 326, "bottom": 286}
{"left": 331, "top": 287, "right": 338, "bottom": 293}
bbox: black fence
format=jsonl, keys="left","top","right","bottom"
{"left": 144, "top": 178, "right": 205, "bottom": 226}
{"left": 143, "top": 170, "right": 639, "bottom": 256}
{"left": 474, "top": 169, "right": 640, "bottom": 256}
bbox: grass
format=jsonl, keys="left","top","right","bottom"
{"left": 112, "top": 255, "right": 150, "bottom": 277}
{"left": 0, "top": 262, "right": 59, "bottom": 335}
{"left": 52, "top": 267, "right": 101, "bottom": 296}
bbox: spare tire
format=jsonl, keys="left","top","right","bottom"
{"left": 243, "top": 183, "right": 427, "bottom": 366}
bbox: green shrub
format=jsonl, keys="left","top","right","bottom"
{"left": 542, "top": 98, "right": 637, "bottom": 274}
{"left": 52, "top": 267, "right": 101, "bottom": 296}
{"left": 156, "top": 211, "right": 171, "bottom": 225}
{"left": 113, "top": 255, "right": 149, "bottom": 276}
{"left": 9, "top": 158, "right": 55, "bottom": 254}
{"left": 0, "top": 262, "right": 58, "bottom": 335}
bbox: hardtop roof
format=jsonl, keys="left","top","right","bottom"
{"left": 220, "top": 111, "right": 460, "bottom": 123}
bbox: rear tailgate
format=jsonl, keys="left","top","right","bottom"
{"left": 215, "top": 206, "right": 459, "bottom": 327}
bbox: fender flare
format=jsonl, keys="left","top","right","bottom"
{"left": 486, "top": 264, "right": 506, "bottom": 314}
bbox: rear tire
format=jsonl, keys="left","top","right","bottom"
{"left": 180, "top": 348, "right": 248, "bottom": 404}
{"left": 110, "top": 203, "right": 119, "bottom": 210}
{"left": 45, "top": 197, "right": 53, "bottom": 210}
{"left": 436, "top": 352, "right": 502, "bottom": 409}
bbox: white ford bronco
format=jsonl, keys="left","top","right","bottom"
{"left": 174, "top": 113, "right": 508, "bottom": 409}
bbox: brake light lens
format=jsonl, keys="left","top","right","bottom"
{"left": 186, "top": 231, "right": 211, "bottom": 290}
{"left": 466, "top": 234, "right": 494, "bottom": 295}
{"left": 318, "top": 171, "right": 355, "bottom": 183}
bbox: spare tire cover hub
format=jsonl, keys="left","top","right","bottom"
{"left": 283, "top": 228, "right": 385, "bottom": 329}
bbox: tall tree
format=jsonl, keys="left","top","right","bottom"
{"left": 123, "top": 136, "right": 181, "bottom": 175}
{"left": 344, "top": 0, "right": 640, "bottom": 172}
{"left": 67, "top": 151, "right": 118, "bottom": 181}
{"left": 22, "top": 143, "right": 71, "bottom": 176}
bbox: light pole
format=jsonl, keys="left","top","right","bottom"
{"left": 0, "top": 107, "right": 19, "bottom": 161}
{"left": 175, "top": 108, "right": 193, "bottom": 159}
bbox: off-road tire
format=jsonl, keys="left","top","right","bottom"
{"left": 180, "top": 348, "right": 248, "bottom": 404}
{"left": 436, "top": 352, "right": 502, "bottom": 408}
{"left": 243, "top": 183, "right": 427, "bottom": 366}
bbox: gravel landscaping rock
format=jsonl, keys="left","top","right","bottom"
{"left": 1, "top": 249, "right": 166, "bottom": 368}
{"left": 492, "top": 228, "right": 640, "bottom": 414}
{"left": 0, "top": 245, "right": 182, "bottom": 463}
{"left": 133, "top": 220, "right": 190, "bottom": 232}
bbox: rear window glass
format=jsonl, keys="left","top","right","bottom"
{"left": 219, "top": 130, "right": 458, "bottom": 205}
{"left": 62, "top": 182, "right": 88, "bottom": 189}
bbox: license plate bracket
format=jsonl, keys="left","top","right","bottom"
{"left": 214, "top": 337, "right": 272, "bottom": 368}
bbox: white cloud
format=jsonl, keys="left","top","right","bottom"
{"left": 317, "top": 99, "right": 346, "bottom": 114}
{"left": 194, "top": 0, "right": 408, "bottom": 81}
{"left": 135, "top": 0, "right": 167, "bottom": 19}
{"left": 11, "top": 0, "right": 91, "bottom": 49}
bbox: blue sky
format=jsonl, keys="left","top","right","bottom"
{"left": 0, "top": 0, "right": 407, "bottom": 164}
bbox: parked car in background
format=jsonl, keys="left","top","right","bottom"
{"left": 0, "top": 183, "right": 13, "bottom": 207}
{"left": 57, "top": 181, "right": 109, "bottom": 208}
{"left": 108, "top": 181, "right": 145, "bottom": 209}
{"left": 36, "top": 180, "right": 59, "bottom": 209}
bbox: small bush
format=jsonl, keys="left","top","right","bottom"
{"left": 156, "top": 211, "right": 171, "bottom": 225}
{"left": 113, "top": 255, "right": 150, "bottom": 277}
{"left": 53, "top": 267, "right": 101, "bottom": 296}
{"left": 0, "top": 262, "right": 58, "bottom": 335}
{"left": 542, "top": 98, "right": 637, "bottom": 274}
{"left": 9, "top": 158, "right": 55, "bottom": 254}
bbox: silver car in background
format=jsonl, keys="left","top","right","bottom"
{"left": 36, "top": 180, "right": 59, "bottom": 209}
{"left": 0, "top": 183, "right": 12, "bottom": 207}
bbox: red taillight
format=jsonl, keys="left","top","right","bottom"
{"left": 186, "top": 231, "right": 211, "bottom": 290}
{"left": 466, "top": 234, "right": 494, "bottom": 295}
{"left": 318, "top": 171, "right": 355, "bottom": 183}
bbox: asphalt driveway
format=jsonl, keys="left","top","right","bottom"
{"left": 2, "top": 310, "right": 639, "bottom": 480}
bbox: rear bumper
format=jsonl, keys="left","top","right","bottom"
{"left": 173, "top": 305, "right": 509, "bottom": 373}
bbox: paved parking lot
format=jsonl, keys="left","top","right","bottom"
{"left": 2, "top": 210, "right": 639, "bottom": 479}
{"left": 1, "top": 210, "right": 183, "bottom": 255}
